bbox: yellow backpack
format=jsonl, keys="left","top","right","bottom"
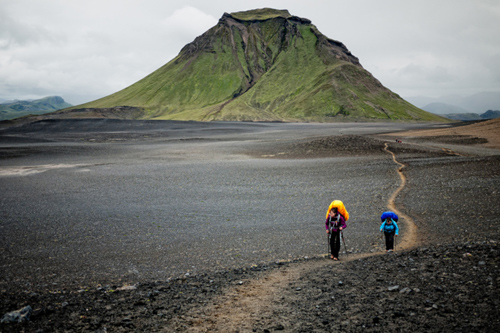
{"left": 326, "top": 200, "right": 349, "bottom": 221}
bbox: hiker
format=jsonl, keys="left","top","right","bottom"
{"left": 380, "top": 211, "right": 399, "bottom": 252}
{"left": 326, "top": 207, "right": 347, "bottom": 260}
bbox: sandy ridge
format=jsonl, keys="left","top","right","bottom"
{"left": 387, "top": 118, "right": 500, "bottom": 149}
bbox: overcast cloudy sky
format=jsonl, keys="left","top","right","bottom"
{"left": 1, "top": 0, "right": 499, "bottom": 106}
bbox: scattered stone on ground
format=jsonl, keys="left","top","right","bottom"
{"left": 1, "top": 242, "right": 498, "bottom": 332}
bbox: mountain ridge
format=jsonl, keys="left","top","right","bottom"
{"left": 0, "top": 96, "right": 72, "bottom": 121}
{"left": 439, "top": 110, "right": 500, "bottom": 121}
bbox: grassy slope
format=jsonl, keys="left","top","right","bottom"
{"left": 78, "top": 26, "right": 248, "bottom": 121}
{"left": 209, "top": 25, "right": 443, "bottom": 122}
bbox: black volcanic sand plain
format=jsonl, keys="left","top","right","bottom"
{"left": 0, "top": 119, "right": 499, "bottom": 332}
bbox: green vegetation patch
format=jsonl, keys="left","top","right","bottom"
{"left": 230, "top": 8, "right": 291, "bottom": 21}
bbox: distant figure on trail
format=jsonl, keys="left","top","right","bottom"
{"left": 380, "top": 211, "right": 399, "bottom": 253}
{"left": 325, "top": 200, "right": 349, "bottom": 261}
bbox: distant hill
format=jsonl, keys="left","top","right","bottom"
{"left": 421, "top": 99, "right": 500, "bottom": 121}
{"left": 0, "top": 96, "right": 72, "bottom": 120}
{"left": 442, "top": 113, "right": 482, "bottom": 121}
{"left": 57, "top": 8, "right": 447, "bottom": 123}
{"left": 440, "top": 110, "right": 500, "bottom": 121}
{"left": 481, "top": 110, "right": 500, "bottom": 119}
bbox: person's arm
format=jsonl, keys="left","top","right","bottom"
{"left": 325, "top": 218, "right": 330, "bottom": 233}
{"left": 394, "top": 221, "right": 399, "bottom": 236}
{"left": 339, "top": 215, "right": 346, "bottom": 230}
{"left": 380, "top": 222, "right": 385, "bottom": 232}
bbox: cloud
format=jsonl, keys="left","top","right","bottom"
{"left": 397, "top": 64, "right": 424, "bottom": 78}
{"left": 322, "top": 0, "right": 500, "bottom": 98}
{"left": 0, "top": 12, "right": 36, "bottom": 48}
{"left": 398, "top": 63, "right": 453, "bottom": 84}
{"left": 161, "top": 6, "right": 217, "bottom": 43}
{"left": 486, "top": 53, "right": 500, "bottom": 84}
{"left": 0, "top": 0, "right": 499, "bottom": 104}
{"left": 0, "top": 1, "right": 217, "bottom": 104}
{"left": 426, "top": 66, "right": 453, "bottom": 84}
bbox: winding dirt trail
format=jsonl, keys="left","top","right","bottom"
{"left": 177, "top": 142, "right": 419, "bottom": 332}
{"left": 383, "top": 142, "right": 418, "bottom": 250}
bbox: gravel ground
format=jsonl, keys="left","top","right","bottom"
{"left": 0, "top": 119, "right": 499, "bottom": 332}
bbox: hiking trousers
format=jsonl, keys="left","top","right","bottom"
{"left": 330, "top": 230, "right": 341, "bottom": 258}
{"left": 384, "top": 231, "right": 395, "bottom": 250}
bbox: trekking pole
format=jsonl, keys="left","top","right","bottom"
{"left": 341, "top": 231, "right": 347, "bottom": 255}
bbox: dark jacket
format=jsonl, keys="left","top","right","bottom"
{"left": 325, "top": 213, "right": 347, "bottom": 232}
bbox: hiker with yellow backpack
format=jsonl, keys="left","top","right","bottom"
{"left": 325, "top": 200, "right": 349, "bottom": 261}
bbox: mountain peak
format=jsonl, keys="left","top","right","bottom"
{"left": 69, "top": 8, "right": 447, "bottom": 123}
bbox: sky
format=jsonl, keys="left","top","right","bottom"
{"left": 1, "top": 0, "right": 499, "bottom": 107}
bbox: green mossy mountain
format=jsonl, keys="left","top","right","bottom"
{"left": 72, "top": 8, "right": 447, "bottom": 122}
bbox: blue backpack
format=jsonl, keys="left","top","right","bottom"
{"left": 381, "top": 211, "right": 398, "bottom": 233}
{"left": 381, "top": 211, "right": 398, "bottom": 222}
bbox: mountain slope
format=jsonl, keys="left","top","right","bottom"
{"left": 0, "top": 96, "right": 72, "bottom": 120}
{"left": 70, "top": 8, "right": 447, "bottom": 122}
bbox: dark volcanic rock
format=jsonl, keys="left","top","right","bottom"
{"left": 1, "top": 242, "right": 498, "bottom": 332}
{"left": 256, "top": 242, "right": 499, "bottom": 332}
{"left": 1, "top": 120, "right": 499, "bottom": 332}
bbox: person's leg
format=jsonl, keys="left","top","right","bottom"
{"left": 384, "top": 232, "right": 390, "bottom": 251}
{"left": 330, "top": 232, "right": 335, "bottom": 258}
{"left": 387, "top": 232, "right": 394, "bottom": 251}
{"left": 333, "top": 231, "right": 340, "bottom": 259}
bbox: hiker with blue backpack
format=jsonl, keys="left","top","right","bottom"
{"left": 380, "top": 211, "right": 399, "bottom": 253}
